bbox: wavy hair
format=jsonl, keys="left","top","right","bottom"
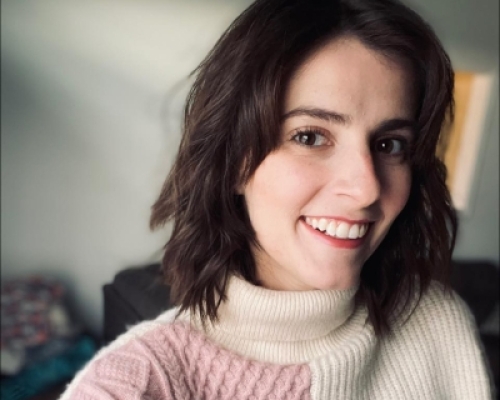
{"left": 151, "top": 0, "right": 457, "bottom": 335}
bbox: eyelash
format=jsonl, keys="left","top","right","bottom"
{"left": 291, "top": 129, "right": 412, "bottom": 160}
{"left": 291, "top": 128, "right": 331, "bottom": 147}
{"left": 372, "top": 136, "right": 411, "bottom": 159}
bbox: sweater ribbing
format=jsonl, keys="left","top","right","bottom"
{"left": 183, "top": 276, "right": 360, "bottom": 364}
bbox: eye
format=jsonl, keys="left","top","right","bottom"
{"left": 291, "top": 129, "right": 330, "bottom": 147}
{"left": 374, "top": 137, "right": 408, "bottom": 156}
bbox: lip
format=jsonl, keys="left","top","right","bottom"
{"left": 300, "top": 218, "right": 370, "bottom": 249}
{"left": 303, "top": 215, "right": 373, "bottom": 225}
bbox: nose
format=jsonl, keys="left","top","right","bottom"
{"left": 332, "top": 149, "right": 381, "bottom": 207}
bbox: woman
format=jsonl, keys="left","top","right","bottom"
{"left": 61, "top": 0, "right": 493, "bottom": 398}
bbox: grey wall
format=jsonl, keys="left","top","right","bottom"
{"left": 1, "top": 0, "right": 498, "bottom": 336}
{"left": 1, "top": 0, "right": 255, "bottom": 335}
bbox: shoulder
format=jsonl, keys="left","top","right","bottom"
{"left": 407, "top": 281, "right": 476, "bottom": 332}
{"left": 60, "top": 307, "right": 312, "bottom": 399}
{"left": 393, "top": 281, "right": 481, "bottom": 347}
{"left": 59, "top": 307, "right": 196, "bottom": 399}
{"left": 389, "top": 281, "right": 494, "bottom": 398}
{"left": 93, "top": 305, "right": 184, "bottom": 357}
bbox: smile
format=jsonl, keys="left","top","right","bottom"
{"left": 304, "top": 217, "right": 370, "bottom": 239}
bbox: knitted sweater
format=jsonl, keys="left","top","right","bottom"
{"left": 60, "top": 276, "right": 493, "bottom": 399}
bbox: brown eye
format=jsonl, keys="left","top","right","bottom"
{"left": 292, "top": 130, "right": 329, "bottom": 147}
{"left": 375, "top": 138, "right": 406, "bottom": 155}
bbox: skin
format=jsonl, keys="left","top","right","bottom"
{"left": 242, "top": 36, "right": 416, "bottom": 291}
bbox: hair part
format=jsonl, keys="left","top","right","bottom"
{"left": 151, "top": 0, "right": 457, "bottom": 335}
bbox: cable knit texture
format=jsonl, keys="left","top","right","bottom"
{"left": 60, "top": 276, "right": 494, "bottom": 399}
{"left": 66, "top": 322, "right": 310, "bottom": 399}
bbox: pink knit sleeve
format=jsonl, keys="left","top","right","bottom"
{"left": 62, "top": 322, "right": 311, "bottom": 400}
{"left": 63, "top": 336, "right": 186, "bottom": 399}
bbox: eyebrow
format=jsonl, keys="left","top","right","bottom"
{"left": 373, "top": 119, "right": 417, "bottom": 136}
{"left": 282, "top": 107, "right": 351, "bottom": 124}
{"left": 282, "top": 106, "right": 416, "bottom": 136}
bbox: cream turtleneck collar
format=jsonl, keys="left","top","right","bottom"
{"left": 187, "top": 275, "right": 363, "bottom": 364}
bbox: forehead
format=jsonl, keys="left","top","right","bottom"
{"left": 283, "top": 36, "right": 416, "bottom": 122}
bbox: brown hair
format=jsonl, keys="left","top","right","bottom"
{"left": 151, "top": 0, "right": 457, "bottom": 335}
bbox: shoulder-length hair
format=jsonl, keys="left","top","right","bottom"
{"left": 151, "top": 0, "right": 457, "bottom": 335}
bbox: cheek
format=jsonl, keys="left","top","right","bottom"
{"left": 386, "top": 167, "right": 412, "bottom": 216}
{"left": 244, "top": 154, "right": 318, "bottom": 219}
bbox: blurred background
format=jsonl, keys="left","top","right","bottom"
{"left": 1, "top": 0, "right": 498, "bottom": 344}
{"left": 1, "top": 0, "right": 498, "bottom": 396}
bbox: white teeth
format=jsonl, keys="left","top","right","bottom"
{"left": 318, "top": 218, "right": 328, "bottom": 231}
{"left": 348, "top": 224, "right": 360, "bottom": 239}
{"left": 359, "top": 224, "right": 367, "bottom": 237}
{"left": 336, "top": 222, "right": 350, "bottom": 239}
{"left": 305, "top": 217, "right": 370, "bottom": 239}
{"left": 326, "top": 220, "right": 337, "bottom": 236}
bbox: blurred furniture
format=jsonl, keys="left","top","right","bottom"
{"left": 103, "top": 263, "right": 171, "bottom": 344}
{"left": 0, "top": 277, "right": 97, "bottom": 400}
{"left": 103, "top": 260, "right": 499, "bottom": 395}
{"left": 28, "top": 383, "right": 66, "bottom": 400}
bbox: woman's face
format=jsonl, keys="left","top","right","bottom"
{"left": 242, "top": 37, "right": 415, "bottom": 291}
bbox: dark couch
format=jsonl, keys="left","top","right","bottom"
{"left": 103, "top": 260, "right": 499, "bottom": 395}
